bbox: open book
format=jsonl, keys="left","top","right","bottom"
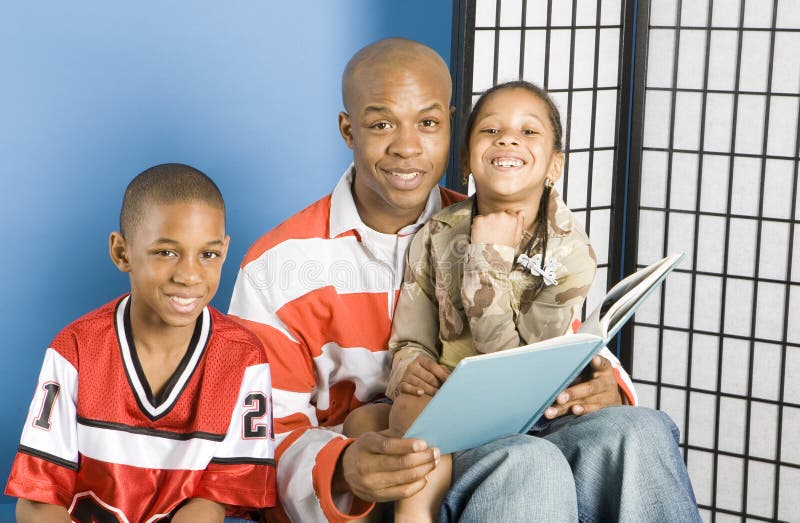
{"left": 403, "top": 253, "right": 685, "bottom": 455}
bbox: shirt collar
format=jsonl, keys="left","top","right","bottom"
{"left": 329, "top": 163, "right": 445, "bottom": 239}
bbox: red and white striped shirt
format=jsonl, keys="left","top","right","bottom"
{"left": 229, "top": 167, "right": 463, "bottom": 522}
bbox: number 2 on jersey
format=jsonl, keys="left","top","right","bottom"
{"left": 243, "top": 392, "right": 270, "bottom": 439}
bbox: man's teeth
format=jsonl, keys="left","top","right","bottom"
{"left": 492, "top": 158, "right": 523, "bottom": 167}
{"left": 390, "top": 171, "right": 420, "bottom": 180}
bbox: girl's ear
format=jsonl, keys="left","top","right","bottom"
{"left": 459, "top": 146, "right": 471, "bottom": 186}
{"left": 548, "top": 151, "right": 565, "bottom": 184}
{"left": 109, "top": 232, "right": 131, "bottom": 272}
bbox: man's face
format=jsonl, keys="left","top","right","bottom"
{"left": 339, "top": 61, "right": 452, "bottom": 231}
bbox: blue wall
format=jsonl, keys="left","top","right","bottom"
{"left": 0, "top": 1, "right": 451, "bottom": 507}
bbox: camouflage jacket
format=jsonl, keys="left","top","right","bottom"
{"left": 387, "top": 191, "right": 597, "bottom": 397}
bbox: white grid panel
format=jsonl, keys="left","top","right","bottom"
{"left": 637, "top": 0, "right": 800, "bottom": 521}
{"left": 470, "top": 0, "right": 625, "bottom": 314}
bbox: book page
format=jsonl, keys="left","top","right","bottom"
{"left": 579, "top": 253, "right": 684, "bottom": 340}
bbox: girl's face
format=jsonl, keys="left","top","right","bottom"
{"left": 468, "top": 88, "right": 563, "bottom": 208}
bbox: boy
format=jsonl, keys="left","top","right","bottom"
{"left": 6, "top": 163, "right": 275, "bottom": 522}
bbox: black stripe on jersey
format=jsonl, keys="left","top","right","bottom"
{"left": 77, "top": 416, "right": 225, "bottom": 442}
{"left": 115, "top": 296, "right": 212, "bottom": 422}
{"left": 18, "top": 444, "right": 79, "bottom": 471}
{"left": 209, "top": 457, "right": 276, "bottom": 466}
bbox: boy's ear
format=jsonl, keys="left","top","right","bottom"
{"left": 221, "top": 235, "right": 231, "bottom": 263}
{"left": 338, "top": 112, "right": 355, "bottom": 149}
{"left": 109, "top": 232, "right": 131, "bottom": 272}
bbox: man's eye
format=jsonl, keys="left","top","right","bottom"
{"left": 371, "top": 122, "right": 391, "bottom": 130}
{"left": 421, "top": 119, "right": 438, "bottom": 128}
{"left": 202, "top": 251, "right": 220, "bottom": 260}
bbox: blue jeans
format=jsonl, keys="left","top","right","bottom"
{"left": 440, "top": 406, "right": 701, "bottom": 523}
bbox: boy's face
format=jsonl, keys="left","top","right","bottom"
{"left": 338, "top": 59, "right": 452, "bottom": 229}
{"left": 110, "top": 201, "right": 229, "bottom": 330}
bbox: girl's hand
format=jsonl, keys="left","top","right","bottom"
{"left": 397, "top": 355, "right": 451, "bottom": 396}
{"left": 471, "top": 210, "right": 524, "bottom": 247}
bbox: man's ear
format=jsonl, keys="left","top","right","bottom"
{"left": 338, "top": 112, "right": 354, "bottom": 149}
{"left": 449, "top": 105, "right": 456, "bottom": 123}
{"left": 109, "top": 232, "right": 131, "bottom": 273}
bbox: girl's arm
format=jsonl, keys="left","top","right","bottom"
{"left": 462, "top": 211, "right": 526, "bottom": 353}
{"left": 387, "top": 224, "right": 445, "bottom": 398}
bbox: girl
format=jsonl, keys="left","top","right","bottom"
{"left": 384, "top": 80, "right": 598, "bottom": 522}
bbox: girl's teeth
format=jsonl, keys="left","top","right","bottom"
{"left": 493, "top": 158, "right": 523, "bottom": 167}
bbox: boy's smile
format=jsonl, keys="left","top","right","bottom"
{"left": 110, "top": 201, "right": 229, "bottom": 335}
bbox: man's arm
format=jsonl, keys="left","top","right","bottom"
{"left": 230, "top": 264, "right": 386, "bottom": 521}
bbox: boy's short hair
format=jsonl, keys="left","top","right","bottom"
{"left": 120, "top": 163, "right": 225, "bottom": 238}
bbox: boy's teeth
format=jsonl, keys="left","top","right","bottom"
{"left": 492, "top": 158, "right": 523, "bottom": 167}
{"left": 391, "top": 171, "right": 420, "bottom": 180}
{"left": 171, "top": 296, "right": 196, "bottom": 305}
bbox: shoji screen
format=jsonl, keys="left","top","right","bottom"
{"left": 460, "top": 0, "right": 628, "bottom": 314}
{"left": 632, "top": 0, "right": 799, "bottom": 521}
{"left": 454, "top": 0, "right": 799, "bottom": 520}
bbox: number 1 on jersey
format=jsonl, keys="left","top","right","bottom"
{"left": 33, "top": 382, "right": 60, "bottom": 431}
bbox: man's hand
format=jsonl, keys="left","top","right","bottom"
{"left": 543, "top": 356, "right": 622, "bottom": 419}
{"left": 396, "top": 355, "right": 451, "bottom": 396}
{"left": 471, "top": 210, "right": 524, "bottom": 247}
{"left": 334, "top": 430, "right": 440, "bottom": 503}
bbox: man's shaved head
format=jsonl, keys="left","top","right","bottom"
{"left": 342, "top": 37, "right": 451, "bottom": 113}
{"left": 119, "top": 163, "right": 225, "bottom": 239}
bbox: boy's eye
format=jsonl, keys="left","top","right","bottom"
{"left": 156, "top": 250, "right": 177, "bottom": 257}
{"left": 482, "top": 128, "right": 499, "bottom": 135}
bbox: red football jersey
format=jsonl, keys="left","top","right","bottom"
{"left": 6, "top": 296, "right": 276, "bottom": 521}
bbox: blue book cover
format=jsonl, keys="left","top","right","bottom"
{"left": 403, "top": 253, "right": 684, "bottom": 455}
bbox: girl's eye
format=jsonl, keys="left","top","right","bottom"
{"left": 523, "top": 129, "right": 539, "bottom": 136}
{"left": 482, "top": 128, "right": 499, "bottom": 135}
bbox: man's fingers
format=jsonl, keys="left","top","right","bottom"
{"left": 354, "top": 477, "right": 430, "bottom": 503}
{"left": 590, "top": 355, "right": 608, "bottom": 370}
{"left": 562, "top": 377, "right": 602, "bottom": 402}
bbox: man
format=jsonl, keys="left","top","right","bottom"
{"left": 230, "top": 38, "right": 699, "bottom": 522}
